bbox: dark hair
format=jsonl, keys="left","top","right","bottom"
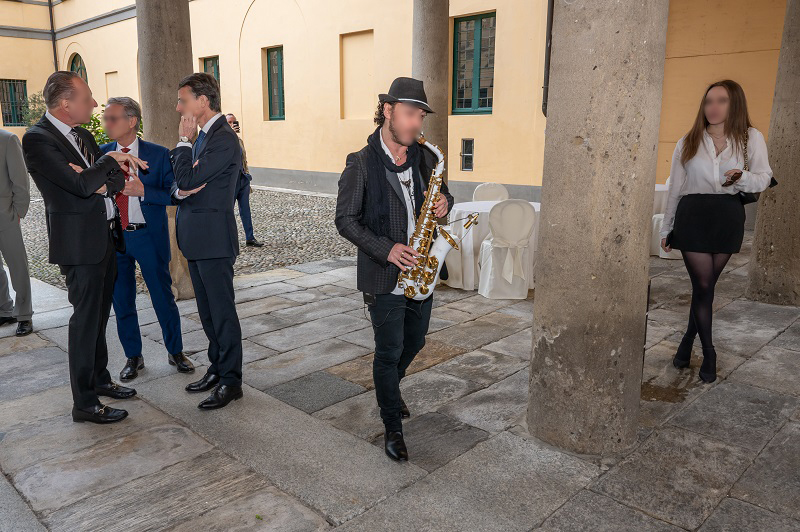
{"left": 374, "top": 100, "right": 395, "bottom": 127}
{"left": 178, "top": 72, "right": 221, "bottom": 112}
{"left": 43, "top": 71, "right": 81, "bottom": 109}
{"left": 681, "top": 80, "right": 752, "bottom": 166}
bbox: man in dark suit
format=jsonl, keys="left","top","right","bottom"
{"left": 100, "top": 96, "right": 194, "bottom": 381}
{"left": 171, "top": 73, "right": 244, "bottom": 410}
{"left": 335, "top": 77, "right": 454, "bottom": 461}
{"left": 22, "top": 71, "right": 147, "bottom": 424}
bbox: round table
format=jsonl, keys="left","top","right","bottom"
{"left": 443, "top": 200, "right": 540, "bottom": 290}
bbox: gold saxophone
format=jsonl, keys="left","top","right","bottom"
{"left": 397, "top": 133, "right": 478, "bottom": 300}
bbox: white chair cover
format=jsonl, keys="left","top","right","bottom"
{"left": 478, "top": 200, "right": 536, "bottom": 299}
{"left": 472, "top": 182, "right": 510, "bottom": 202}
{"left": 650, "top": 213, "right": 682, "bottom": 260}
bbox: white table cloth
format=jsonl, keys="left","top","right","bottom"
{"left": 443, "top": 200, "right": 540, "bottom": 290}
{"left": 653, "top": 183, "right": 669, "bottom": 215}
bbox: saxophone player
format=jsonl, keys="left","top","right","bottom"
{"left": 335, "top": 78, "right": 454, "bottom": 462}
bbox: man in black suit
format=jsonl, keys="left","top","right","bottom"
{"left": 171, "top": 73, "right": 244, "bottom": 410}
{"left": 22, "top": 71, "right": 148, "bottom": 424}
{"left": 335, "top": 78, "right": 454, "bottom": 461}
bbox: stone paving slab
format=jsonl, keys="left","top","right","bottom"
{"left": 325, "top": 353, "right": 375, "bottom": 389}
{"left": 698, "top": 497, "right": 800, "bottom": 531}
{"left": 0, "top": 347, "right": 69, "bottom": 401}
{"left": 591, "top": 426, "right": 756, "bottom": 530}
{"left": 730, "top": 421, "right": 800, "bottom": 521}
{"left": 43, "top": 450, "right": 273, "bottom": 532}
{"left": 315, "top": 369, "right": 482, "bottom": 441}
{"left": 728, "top": 345, "right": 800, "bottom": 397}
{"left": 428, "top": 313, "right": 528, "bottom": 352}
{"left": 286, "top": 272, "right": 346, "bottom": 289}
{"left": 669, "top": 381, "right": 800, "bottom": 452}
{"left": 339, "top": 431, "right": 599, "bottom": 532}
{"left": 13, "top": 424, "right": 213, "bottom": 513}
{"left": 0, "top": 332, "right": 53, "bottom": 355}
{"left": 245, "top": 338, "right": 371, "bottom": 390}
{"left": 440, "top": 294, "right": 518, "bottom": 316}
{"left": 712, "top": 299, "right": 800, "bottom": 358}
{"left": 482, "top": 328, "right": 533, "bottom": 360}
{"left": 135, "top": 372, "right": 426, "bottom": 526}
{"left": 139, "top": 315, "right": 204, "bottom": 341}
{"left": 235, "top": 281, "right": 302, "bottom": 304}
{"left": 770, "top": 321, "right": 800, "bottom": 352}
{"left": 266, "top": 371, "right": 366, "bottom": 414}
{"left": 434, "top": 349, "right": 528, "bottom": 387}
{"left": 439, "top": 368, "right": 529, "bottom": 433}
{"left": 14, "top": 306, "right": 73, "bottom": 333}
{"left": 233, "top": 268, "right": 306, "bottom": 289}
{"left": 0, "top": 385, "right": 73, "bottom": 431}
{"left": 537, "top": 489, "right": 683, "bottom": 531}
{"left": 0, "top": 470, "right": 44, "bottom": 532}
{"left": 270, "top": 296, "right": 361, "bottom": 324}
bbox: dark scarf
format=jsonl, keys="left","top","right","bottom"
{"left": 363, "top": 126, "right": 425, "bottom": 238}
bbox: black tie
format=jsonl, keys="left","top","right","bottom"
{"left": 70, "top": 129, "right": 95, "bottom": 165}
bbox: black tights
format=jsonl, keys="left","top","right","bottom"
{"left": 681, "top": 251, "right": 731, "bottom": 349}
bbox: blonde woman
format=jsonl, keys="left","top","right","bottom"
{"left": 661, "top": 80, "right": 773, "bottom": 383}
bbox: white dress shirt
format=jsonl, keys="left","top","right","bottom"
{"left": 45, "top": 110, "right": 115, "bottom": 220}
{"left": 661, "top": 127, "right": 773, "bottom": 238}
{"left": 111, "top": 137, "right": 145, "bottom": 224}
{"left": 177, "top": 112, "right": 223, "bottom": 149}
{"left": 380, "top": 131, "right": 417, "bottom": 296}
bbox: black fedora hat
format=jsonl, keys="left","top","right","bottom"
{"left": 379, "top": 77, "right": 435, "bottom": 114}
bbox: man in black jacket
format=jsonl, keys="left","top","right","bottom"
{"left": 335, "top": 78, "right": 454, "bottom": 461}
{"left": 22, "top": 71, "right": 147, "bottom": 424}
{"left": 171, "top": 73, "right": 244, "bottom": 410}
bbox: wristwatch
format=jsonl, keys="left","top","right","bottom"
{"left": 179, "top": 136, "right": 190, "bottom": 143}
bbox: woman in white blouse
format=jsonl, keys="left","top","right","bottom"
{"left": 661, "top": 79, "right": 773, "bottom": 383}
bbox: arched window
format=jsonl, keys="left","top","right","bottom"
{"left": 69, "top": 54, "right": 88, "bottom": 83}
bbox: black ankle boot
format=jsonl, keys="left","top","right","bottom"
{"left": 699, "top": 347, "right": 717, "bottom": 383}
{"left": 672, "top": 335, "right": 695, "bottom": 369}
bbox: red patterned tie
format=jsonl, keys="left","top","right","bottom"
{"left": 115, "top": 147, "right": 131, "bottom": 229}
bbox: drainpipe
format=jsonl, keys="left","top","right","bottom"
{"left": 541, "top": 0, "right": 554, "bottom": 117}
{"left": 48, "top": 0, "right": 58, "bottom": 70}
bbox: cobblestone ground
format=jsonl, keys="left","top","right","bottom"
{"left": 17, "top": 184, "right": 355, "bottom": 291}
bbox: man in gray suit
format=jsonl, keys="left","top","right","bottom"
{"left": 0, "top": 128, "right": 33, "bottom": 336}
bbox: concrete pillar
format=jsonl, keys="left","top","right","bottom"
{"left": 412, "top": 0, "right": 449, "bottom": 158}
{"left": 747, "top": 0, "right": 800, "bottom": 305}
{"left": 526, "top": 0, "right": 670, "bottom": 456}
{"left": 135, "top": 0, "right": 194, "bottom": 299}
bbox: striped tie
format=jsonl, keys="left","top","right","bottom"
{"left": 69, "top": 129, "right": 94, "bottom": 165}
{"left": 115, "top": 147, "right": 131, "bottom": 229}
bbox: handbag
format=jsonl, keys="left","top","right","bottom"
{"left": 737, "top": 136, "right": 778, "bottom": 205}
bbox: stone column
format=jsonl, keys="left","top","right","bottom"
{"left": 747, "top": 0, "right": 800, "bottom": 305}
{"left": 526, "top": 0, "right": 670, "bottom": 456}
{"left": 135, "top": 0, "right": 194, "bottom": 299}
{"left": 412, "top": 0, "right": 449, "bottom": 157}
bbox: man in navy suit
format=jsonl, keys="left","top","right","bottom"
{"left": 172, "top": 73, "right": 244, "bottom": 410}
{"left": 100, "top": 97, "right": 195, "bottom": 381}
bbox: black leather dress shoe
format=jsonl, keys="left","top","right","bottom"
{"left": 198, "top": 384, "right": 243, "bottom": 410}
{"left": 15, "top": 320, "right": 33, "bottom": 336}
{"left": 186, "top": 371, "right": 220, "bottom": 393}
{"left": 168, "top": 352, "right": 195, "bottom": 373}
{"left": 96, "top": 381, "right": 137, "bottom": 399}
{"left": 0, "top": 316, "right": 16, "bottom": 327}
{"left": 120, "top": 356, "right": 144, "bottom": 381}
{"left": 400, "top": 396, "right": 411, "bottom": 419}
{"left": 384, "top": 431, "right": 408, "bottom": 462}
{"left": 72, "top": 404, "right": 128, "bottom": 424}
{"left": 245, "top": 238, "right": 264, "bottom": 247}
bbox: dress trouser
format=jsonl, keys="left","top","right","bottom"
{"left": 188, "top": 256, "right": 243, "bottom": 386}
{"left": 113, "top": 227, "right": 183, "bottom": 358}
{"left": 368, "top": 293, "right": 433, "bottom": 432}
{"left": 0, "top": 222, "right": 33, "bottom": 321}
{"left": 235, "top": 175, "right": 254, "bottom": 241}
{"left": 60, "top": 231, "right": 116, "bottom": 409}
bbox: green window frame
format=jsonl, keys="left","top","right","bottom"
{"left": 0, "top": 79, "right": 28, "bottom": 127}
{"left": 69, "top": 54, "right": 88, "bottom": 83}
{"left": 452, "top": 12, "right": 496, "bottom": 114}
{"left": 267, "top": 47, "right": 285, "bottom": 120}
{"left": 202, "top": 56, "right": 220, "bottom": 82}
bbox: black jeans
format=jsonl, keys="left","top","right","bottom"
{"left": 367, "top": 292, "right": 433, "bottom": 433}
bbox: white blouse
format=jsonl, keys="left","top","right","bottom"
{"left": 661, "top": 127, "right": 773, "bottom": 238}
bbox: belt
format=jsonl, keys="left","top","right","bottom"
{"left": 124, "top": 223, "right": 147, "bottom": 232}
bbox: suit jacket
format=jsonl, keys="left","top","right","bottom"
{"left": 101, "top": 139, "right": 174, "bottom": 261}
{"left": 335, "top": 144, "right": 454, "bottom": 295}
{"left": 22, "top": 114, "right": 124, "bottom": 266}
{"left": 0, "top": 129, "right": 30, "bottom": 231}
{"left": 170, "top": 116, "right": 241, "bottom": 261}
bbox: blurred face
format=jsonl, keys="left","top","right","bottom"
{"left": 60, "top": 78, "right": 97, "bottom": 125}
{"left": 226, "top": 114, "right": 236, "bottom": 127}
{"left": 384, "top": 102, "right": 426, "bottom": 146}
{"left": 704, "top": 86, "right": 730, "bottom": 126}
{"left": 176, "top": 86, "right": 205, "bottom": 118}
{"left": 102, "top": 103, "right": 137, "bottom": 141}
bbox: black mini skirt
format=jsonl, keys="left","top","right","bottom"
{"left": 669, "top": 193, "right": 745, "bottom": 254}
